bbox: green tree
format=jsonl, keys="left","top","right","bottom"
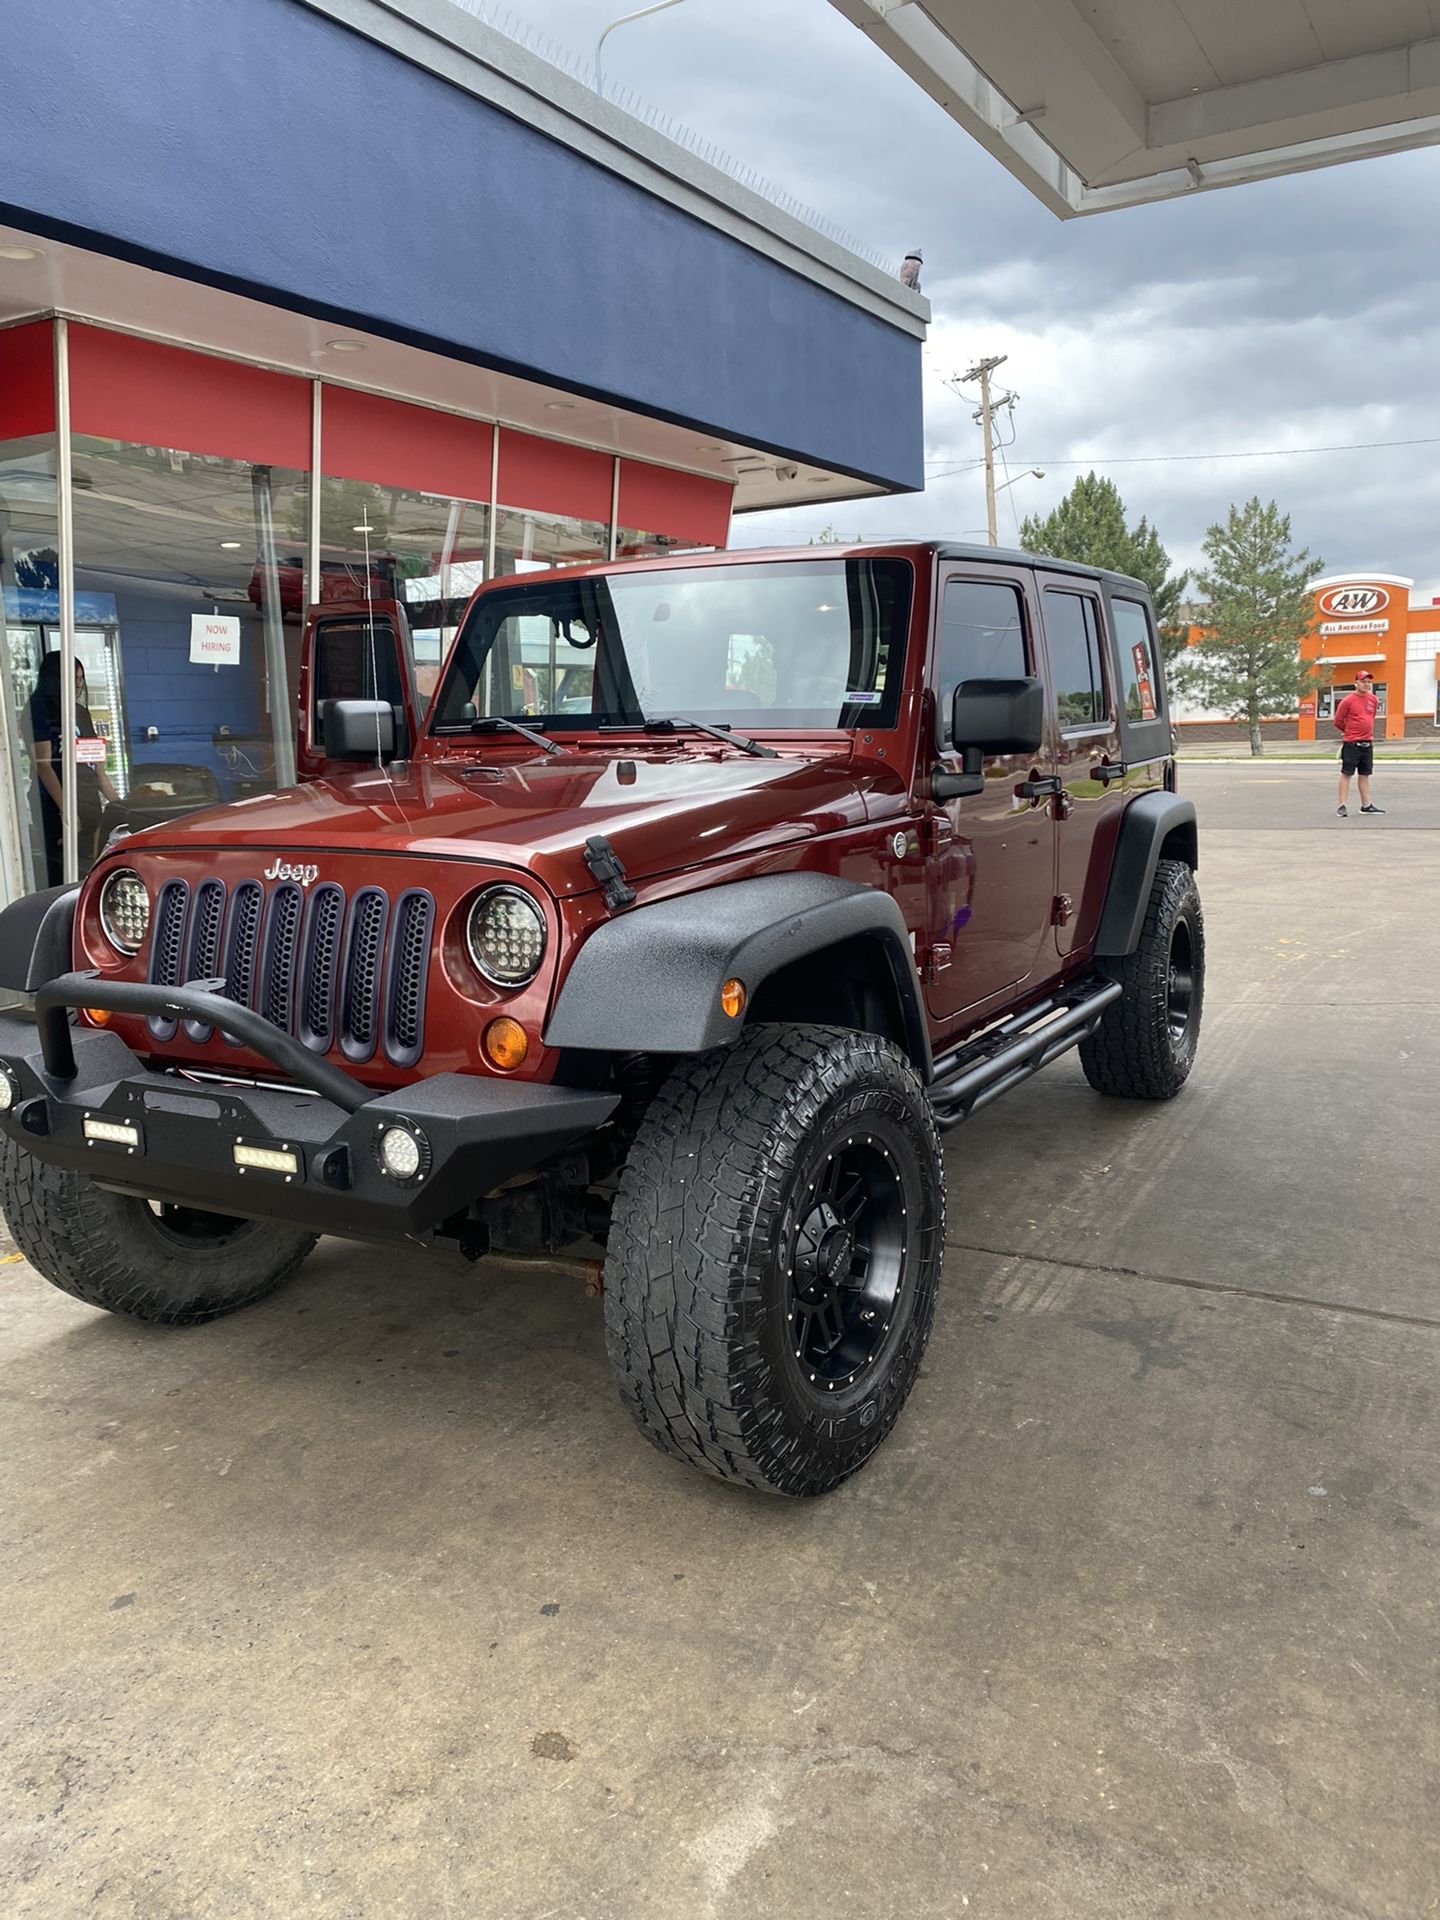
{"left": 1182, "top": 497, "right": 1320, "bottom": 758}
{"left": 1020, "top": 472, "right": 1189, "bottom": 663}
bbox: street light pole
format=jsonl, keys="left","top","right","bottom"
{"left": 995, "top": 468, "right": 1044, "bottom": 495}
{"left": 596, "top": 0, "right": 688, "bottom": 99}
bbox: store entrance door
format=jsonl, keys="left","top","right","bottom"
{"left": 0, "top": 620, "right": 130, "bottom": 904}
{"left": 40, "top": 625, "right": 130, "bottom": 800}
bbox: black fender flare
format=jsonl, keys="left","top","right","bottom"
{"left": 544, "top": 872, "right": 931, "bottom": 1074}
{"left": 0, "top": 885, "right": 79, "bottom": 993}
{"left": 1093, "top": 792, "right": 1198, "bottom": 959}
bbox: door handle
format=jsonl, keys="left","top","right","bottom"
{"left": 1094, "top": 760, "right": 1128, "bottom": 783}
{"left": 1016, "top": 774, "right": 1062, "bottom": 799}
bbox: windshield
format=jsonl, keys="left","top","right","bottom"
{"left": 429, "top": 557, "right": 912, "bottom": 734}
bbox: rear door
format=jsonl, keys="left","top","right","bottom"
{"left": 924, "top": 566, "right": 1056, "bottom": 1027}
{"left": 1036, "top": 577, "right": 1127, "bottom": 958}
{"left": 296, "top": 598, "right": 421, "bottom": 779}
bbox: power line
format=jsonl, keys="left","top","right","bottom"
{"left": 923, "top": 431, "right": 1440, "bottom": 472}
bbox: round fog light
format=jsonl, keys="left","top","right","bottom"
{"left": 376, "top": 1124, "right": 428, "bottom": 1184}
{"left": 0, "top": 1069, "right": 15, "bottom": 1114}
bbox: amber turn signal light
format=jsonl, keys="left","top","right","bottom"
{"left": 84, "top": 1008, "right": 113, "bottom": 1027}
{"left": 482, "top": 1016, "right": 529, "bottom": 1071}
{"left": 720, "top": 977, "right": 746, "bottom": 1019}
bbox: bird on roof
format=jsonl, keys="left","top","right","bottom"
{"left": 899, "top": 249, "right": 923, "bottom": 290}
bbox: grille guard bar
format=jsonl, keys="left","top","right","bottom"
{"left": 35, "top": 972, "right": 369, "bottom": 1112}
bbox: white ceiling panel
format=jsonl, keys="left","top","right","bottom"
{"left": 830, "top": 0, "right": 1440, "bottom": 214}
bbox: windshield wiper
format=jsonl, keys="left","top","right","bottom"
{"left": 457, "top": 716, "right": 568, "bottom": 756}
{"left": 603, "top": 717, "right": 778, "bottom": 759}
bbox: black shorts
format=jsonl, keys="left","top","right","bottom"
{"left": 1340, "top": 741, "right": 1374, "bottom": 776}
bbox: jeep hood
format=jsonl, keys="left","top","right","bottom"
{"left": 115, "top": 750, "right": 891, "bottom": 896}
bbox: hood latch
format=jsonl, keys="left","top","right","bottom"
{"left": 583, "top": 835, "right": 637, "bottom": 912}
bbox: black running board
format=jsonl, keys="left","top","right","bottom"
{"left": 928, "top": 978, "right": 1123, "bottom": 1130}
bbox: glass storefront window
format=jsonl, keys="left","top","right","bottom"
{"left": 313, "top": 479, "right": 490, "bottom": 710}
{"left": 494, "top": 504, "right": 609, "bottom": 580}
{"left": 613, "top": 527, "right": 696, "bottom": 562}
{"left": 68, "top": 436, "right": 307, "bottom": 876}
{"left": 0, "top": 434, "right": 59, "bottom": 901}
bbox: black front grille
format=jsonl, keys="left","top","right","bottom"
{"left": 259, "top": 884, "right": 303, "bottom": 1033}
{"left": 139, "top": 873, "right": 434, "bottom": 1068}
{"left": 221, "top": 883, "right": 265, "bottom": 1043}
{"left": 385, "top": 891, "right": 434, "bottom": 1068}
{"left": 339, "top": 888, "right": 389, "bottom": 1063}
{"left": 147, "top": 878, "right": 190, "bottom": 1041}
{"left": 298, "top": 885, "right": 345, "bottom": 1053}
{"left": 182, "top": 879, "right": 227, "bottom": 1042}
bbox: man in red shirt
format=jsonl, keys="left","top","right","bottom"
{"left": 1333, "top": 671, "right": 1385, "bottom": 817}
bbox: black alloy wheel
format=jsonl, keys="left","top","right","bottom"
{"left": 788, "top": 1134, "right": 908, "bottom": 1394}
{"left": 603, "top": 1023, "right": 945, "bottom": 1496}
{"left": 1165, "top": 915, "right": 1196, "bottom": 1045}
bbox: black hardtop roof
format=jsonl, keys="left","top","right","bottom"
{"left": 928, "top": 542, "right": 1150, "bottom": 596}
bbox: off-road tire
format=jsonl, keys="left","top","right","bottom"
{"left": 0, "top": 1137, "right": 316, "bottom": 1324}
{"left": 1080, "top": 857, "right": 1204, "bottom": 1100}
{"left": 603, "top": 1024, "right": 945, "bottom": 1497}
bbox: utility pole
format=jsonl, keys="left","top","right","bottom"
{"left": 958, "top": 355, "right": 1016, "bottom": 546}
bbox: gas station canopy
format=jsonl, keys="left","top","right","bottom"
{"left": 831, "top": 0, "right": 1440, "bottom": 216}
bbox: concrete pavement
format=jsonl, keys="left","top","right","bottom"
{"left": 1, "top": 766, "right": 1437, "bottom": 1919}
{"left": 1181, "top": 760, "right": 1440, "bottom": 831}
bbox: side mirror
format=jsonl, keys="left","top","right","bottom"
{"left": 935, "top": 677, "right": 1046, "bottom": 801}
{"left": 322, "top": 699, "right": 397, "bottom": 762}
{"left": 951, "top": 677, "right": 1046, "bottom": 754}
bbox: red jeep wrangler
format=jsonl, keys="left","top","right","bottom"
{"left": 0, "top": 544, "right": 1202, "bottom": 1496}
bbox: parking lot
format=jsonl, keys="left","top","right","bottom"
{"left": 2, "top": 761, "right": 1436, "bottom": 1920}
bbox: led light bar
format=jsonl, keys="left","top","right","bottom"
{"left": 83, "top": 1118, "right": 141, "bottom": 1149}
{"left": 232, "top": 1143, "right": 300, "bottom": 1177}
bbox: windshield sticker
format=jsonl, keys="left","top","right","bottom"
{"left": 844, "top": 690, "right": 883, "bottom": 705}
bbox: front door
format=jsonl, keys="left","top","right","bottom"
{"left": 924, "top": 569, "right": 1056, "bottom": 1028}
{"left": 296, "top": 598, "right": 420, "bottom": 780}
{"left": 1037, "top": 579, "right": 1126, "bottom": 958}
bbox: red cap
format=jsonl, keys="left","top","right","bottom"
{"left": 1355, "top": 669, "right": 1373, "bottom": 682}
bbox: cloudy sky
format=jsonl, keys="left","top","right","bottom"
{"left": 501, "top": 0, "right": 1440, "bottom": 595}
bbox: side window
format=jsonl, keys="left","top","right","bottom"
{"left": 1112, "top": 598, "right": 1161, "bottom": 723}
{"left": 1044, "top": 591, "right": 1110, "bottom": 729}
{"left": 938, "top": 579, "right": 1028, "bottom": 746}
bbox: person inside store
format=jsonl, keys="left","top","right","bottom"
{"left": 26, "top": 652, "right": 117, "bottom": 884}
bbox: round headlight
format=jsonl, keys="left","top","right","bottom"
{"left": 99, "top": 869, "right": 150, "bottom": 955}
{"left": 466, "top": 886, "right": 546, "bottom": 987}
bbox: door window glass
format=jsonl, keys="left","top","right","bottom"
{"left": 1112, "top": 598, "right": 1160, "bottom": 723}
{"left": 1045, "top": 591, "right": 1110, "bottom": 729}
{"left": 938, "top": 580, "right": 1027, "bottom": 745}
{"left": 311, "top": 615, "right": 407, "bottom": 747}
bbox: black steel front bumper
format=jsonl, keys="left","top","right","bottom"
{"left": 0, "top": 974, "right": 617, "bottom": 1242}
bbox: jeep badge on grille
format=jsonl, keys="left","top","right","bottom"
{"left": 263, "top": 859, "right": 320, "bottom": 887}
